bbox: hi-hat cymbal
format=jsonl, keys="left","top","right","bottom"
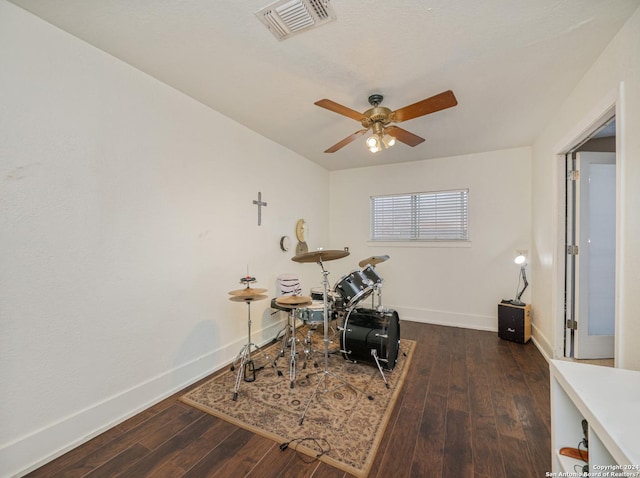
{"left": 229, "top": 287, "right": 268, "bottom": 296}
{"left": 358, "top": 255, "right": 390, "bottom": 268}
{"left": 229, "top": 294, "right": 268, "bottom": 302}
{"left": 275, "top": 295, "right": 312, "bottom": 306}
{"left": 292, "top": 249, "right": 350, "bottom": 263}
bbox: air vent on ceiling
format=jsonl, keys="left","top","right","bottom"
{"left": 256, "top": 0, "right": 336, "bottom": 40}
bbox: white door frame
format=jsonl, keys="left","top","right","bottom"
{"left": 552, "top": 82, "right": 625, "bottom": 365}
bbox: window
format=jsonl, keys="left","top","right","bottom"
{"left": 370, "top": 189, "right": 469, "bottom": 241}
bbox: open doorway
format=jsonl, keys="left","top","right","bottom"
{"left": 563, "top": 116, "right": 616, "bottom": 362}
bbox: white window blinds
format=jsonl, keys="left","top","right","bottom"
{"left": 370, "top": 189, "right": 469, "bottom": 241}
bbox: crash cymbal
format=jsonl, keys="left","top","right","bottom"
{"left": 291, "top": 249, "right": 350, "bottom": 263}
{"left": 229, "top": 294, "right": 268, "bottom": 302}
{"left": 358, "top": 255, "right": 390, "bottom": 268}
{"left": 229, "top": 287, "right": 268, "bottom": 296}
{"left": 275, "top": 295, "right": 312, "bottom": 306}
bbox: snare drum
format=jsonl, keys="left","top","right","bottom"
{"left": 334, "top": 270, "right": 373, "bottom": 308}
{"left": 361, "top": 265, "right": 383, "bottom": 286}
{"left": 310, "top": 287, "right": 337, "bottom": 302}
{"left": 296, "top": 302, "right": 328, "bottom": 324}
{"left": 341, "top": 308, "right": 400, "bottom": 370}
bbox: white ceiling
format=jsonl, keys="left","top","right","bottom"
{"left": 9, "top": 0, "right": 639, "bottom": 171}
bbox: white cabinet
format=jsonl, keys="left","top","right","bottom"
{"left": 550, "top": 359, "right": 640, "bottom": 476}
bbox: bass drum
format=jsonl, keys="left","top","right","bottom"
{"left": 341, "top": 308, "right": 400, "bottom": 370}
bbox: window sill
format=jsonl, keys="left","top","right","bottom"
{"left": 366, "top": 240, "right": 472, "bottom": 249}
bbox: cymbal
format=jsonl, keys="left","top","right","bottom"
{"left": 275, "top": 295, "right": 312, "bottom": 306}
{"left": 229, "top": 294, "right": 268, "bottom": 302}
{"left": 292, "top": 249, "right": 350, "bottom": 263}
{"left": 229, "top": 287, "right": 268, "bottom": 296}
{"left": 358, "top": 255, "right": 390, "bottom": 268}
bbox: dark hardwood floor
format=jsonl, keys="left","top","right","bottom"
{"left": 26, "top": 321, "right": 551, "bottom": 478}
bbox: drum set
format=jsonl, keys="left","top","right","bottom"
{"left": 228, "top": 250, "right": 401, "bottom": 423}
{"left": 300, "top": 253, "right": 399, "bottom": 381}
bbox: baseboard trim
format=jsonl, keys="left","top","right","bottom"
{"left": 531, "top": 322, "right": 553, "bottom": 362}
{"left": 2, "top": 319, "right": 287, "bottom": 478}
{"left": 391, "top": 305, "right": 497, "bottom": 332}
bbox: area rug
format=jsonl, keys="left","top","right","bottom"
{"left": 180, "top": 326, "right": 415, "bottom": 477}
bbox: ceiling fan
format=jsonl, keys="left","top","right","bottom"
{"left": 314, "top": 90, "right": 458, "bottom": 153}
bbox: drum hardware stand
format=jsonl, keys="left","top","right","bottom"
{"left": 278, "top": 308, "right": 313, "bottom": 389}
{"left": 370, "top": 282, "right": 386, "bottom": 313}
{"left": 369, "top": 293, "right": 407, "bottom": 363}
{"left": 230, "top": 296, "right": 280, "bottom": 401}
{"left": 302, "top": 323, "right": 324, "bottom": 365}
{"left": 366, "top": 282, "right": 407, "bottom": 364}
{"left": 336, "top": 305, "right": 355, "bottom": 356}
{"left": 299, "top": 259, "right": 374, "bottom": 425}
{"left": 274, "top": 308, "right": 308, "bottom": 358}
{"left": 370, "top": 349, "right": 390, "bottom": 388}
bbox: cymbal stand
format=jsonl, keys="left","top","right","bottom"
{"left": 231, "top": 298, "right": 279, "bottom": 401}
{"left": 299, "top": 259, "right": 374, "bottom": 425}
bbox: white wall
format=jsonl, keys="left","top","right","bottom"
{"left": 0, "top": 2, "right": 330, "bottom": 475}
{"left": 3, "top": 0, "right": 638, "bottom": 474}
{"left": 329, "top": 147, "right": 532, "bottom": 332}
{"left": 531, "top": 6, "right": 640, "bottom": 369}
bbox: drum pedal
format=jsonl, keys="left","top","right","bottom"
{"left": 243, "top": 360, "right": 256, "bottom": 382}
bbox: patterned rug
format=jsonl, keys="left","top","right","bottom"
{"left": 180, "top": 324, "right": 415, "bottom": 477}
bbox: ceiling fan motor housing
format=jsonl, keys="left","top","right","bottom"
{"left": 362, "top": 106, "right": 393, "bottom": 128}
{"left": 362, "top": 94, "right": 393, "bottom": 128}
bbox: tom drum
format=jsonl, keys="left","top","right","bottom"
{"left": 361, "top": 264, "right": 383, "bottom": 286}
{"left": 334, "top": 270, "right": 373, "bottom": 309}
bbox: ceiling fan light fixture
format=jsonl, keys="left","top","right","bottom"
{"left": 366, "top": 131, "right": 395, "bottom": 153}
{"left": 367, "top": 136, "right": 381, "bottom": 153}
{"left": 382, "top": 134, "right": 396, "bottom": 148}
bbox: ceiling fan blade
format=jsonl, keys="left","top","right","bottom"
{"left": 315, "top": 99, "right": 366, "bottom": 122}
{"left": 385, "top": 126, "right": 425, "bottom": 147}
{"left": 392, "top": 90, "right": 458, "bottom": 123}
{"left": 324, "top": 129, "right": 368, "bottom": 153}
